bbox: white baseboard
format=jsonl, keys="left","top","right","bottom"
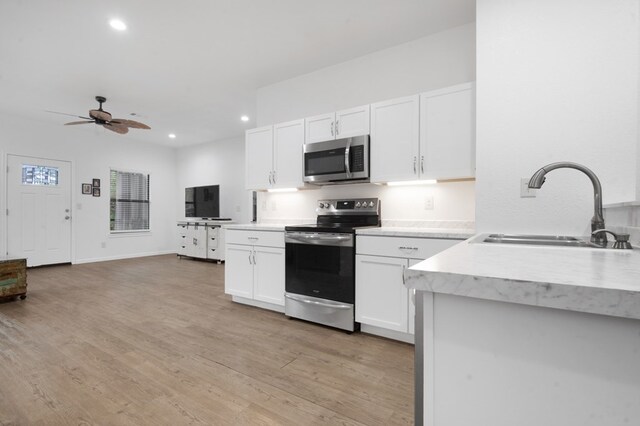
{"left": 73, "top": 250, "right": 176, "bottom": 265}
{"left": 361, "top": 324, "right": 415, "bottom": 344}
{"left": 230, "top": 295, "right": 285, "bottom": 313}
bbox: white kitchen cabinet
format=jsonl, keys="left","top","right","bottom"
{"left": 305, "top": 105, "right": 370, "bottom": 144}
{"left": 224, "top": 229, "right": 285, "bottom": 312}
{"left": 245, "top": 121, "right": 305, "bottom": 190}
{"left": 245, "top": 126, "right": 273, "bottom": 190}
{"left": 273, "top": 119, "right": 305, "bottom": 188}
{"left": 370, "top": 83, "right": 475, "bottom": 183}
{"left": 355, "top": 234, "right": 461, "bottom": 342}
{"left": 370, "top": 95, "right": 420, "bottom": 183}
{"left": 420, "top": 82, "right": 475, "bottom": 180}
{"left": 356, "top": 255, "right": 409, "bottom": 332}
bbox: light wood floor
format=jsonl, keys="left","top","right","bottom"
{"left": 0, "top": 254, "right": 413, "bottom": 425}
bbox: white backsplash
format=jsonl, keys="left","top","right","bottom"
{"left": 257, "top": 180, "right": 475, "bottom": 226}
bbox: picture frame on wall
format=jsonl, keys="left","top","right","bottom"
{"left": 93, "top": 187, "right": 101, "bottom": 197}
{"left": 92, "top": 178, "right": 101, "bottom": 188}
{"left": 82, "top": 183, "right": 92, "bottom": 195}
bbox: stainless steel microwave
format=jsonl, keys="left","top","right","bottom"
{"left": 303, "top": 135, "right": 369, "bottom": 184}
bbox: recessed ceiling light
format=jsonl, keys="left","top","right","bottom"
{"left": 241, "top": 115, "right": 249, "bottom": 122}
{"left": 109, "top": 19, "right": 127, "bottom": 31}
{"left": 168, "top": 134, "right": 176, "bottom": 139}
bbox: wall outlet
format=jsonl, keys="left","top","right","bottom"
{"left": 520, "top": 178, "right": 536, "bottom": 198}
{"left": 424, "top": 195, "right": 434, "bottom": 210}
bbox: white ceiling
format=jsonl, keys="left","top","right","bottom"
{"left": 0, "top": 0, "right": 475, "bottom": 147}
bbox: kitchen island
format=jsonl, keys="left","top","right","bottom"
{"left": 404, "top": 234, "right": 640, "bottom": 426}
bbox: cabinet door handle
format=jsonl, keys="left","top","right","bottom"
{"left": 421, "top": 155, "right": 424, "bottom": 174}
{"left": 248, "top": 252, "right": 252, "bottom": 265}
{"left": 273, "top": 170, "right": 276, "bottom": 184}
{"left": 268, "top": 172, "right": 273, "bottom": 185}
{"left": 330, "top": 121, "right": 334, "bottom": 136}
{"left": 402, "top": 264, "right": 406, "bottom": 285}
{"left": 252, "top": 251, "right": 256, "bottom": 265}
{"left": 336, "top": 119, "right": 340, "bottom": 135}
{"left": 413, "top": 156, "right": 417, "bottom": 174}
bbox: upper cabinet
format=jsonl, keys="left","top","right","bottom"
{"left": 420, "top": 83, "right": 475, "bottom": 180}
{"left": 305, "top": 105, "right": 370, "bottom": 144}
{"left": 370, "top": 83, "right": 475, "bottom": 183}
{"left": 246, "top": 119, "right": 305, "bottom": 190}
{"left": 370, "top": 95, "right": 420, "bottom": 183}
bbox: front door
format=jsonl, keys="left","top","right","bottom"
{"left": 6, "top": 155, "right": 72, "bottom": 266}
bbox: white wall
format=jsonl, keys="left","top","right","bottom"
{"left": 175, "top": 136, "right": 252, "bottom": 223}
{"left": 476, "top": 0, "right": 640, "bottom": 235}
{"left": 256, "top": 23, "right": 477, "bottom": 224}
{"left": 0, "top": 112, "right": 177, "bottom": 263}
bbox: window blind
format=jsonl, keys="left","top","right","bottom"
{"left": 110, "top": 169, "right": 150, "bottom": 232}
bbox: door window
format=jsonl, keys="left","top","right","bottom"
{"left": 21, "top": 164, "right": 59, "bottom": 186}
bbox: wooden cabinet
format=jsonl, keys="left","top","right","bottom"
{"left": 370, "top": 95, "right": 420, "bottom": 183}
{"left": 225, "top": 229, "right": 285, "bottom": 312}
{"left": 0, "top": 258, "right": 27, "bottom": 300}
{"left": 355, "top": 235, "right": 461, "bottom": 341}
{"left": 177, "top": 222, "right": 226, "bottom": 262}
{"left": 420, "top": 82, "right": 475, "bottom": 180}
{"left": 245, "top": 120, "right": 305, "bottom": 190}
{"left": 305, "top": 105, "right": 370, "bottom": 144}
{"left": 370, "top": 83, "right": 475, "bottom": 183}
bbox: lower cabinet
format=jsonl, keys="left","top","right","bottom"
{"left": 355, "top": 235, "right": 462, "bottom": 342}
{"left": 224, "top": 229, "right": 285, "bottom": 312}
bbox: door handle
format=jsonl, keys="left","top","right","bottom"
{"left": 330, "top": 121, "right": 334, "bottom": 136}
{"left": 252, "top": 251, "right": 256, "bottom": 265}
{"left": 413, "top": 156, "right": 417, "bottom": 174}
{"left": 248, "top": 252, "right": 252, "bottom": 265}
{"left": 421, "top": 155, "right": 424, "bottom": 174}
{"left": 336, "top": 119, "right": 340, "bottom": 135}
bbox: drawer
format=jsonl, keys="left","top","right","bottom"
{"left": 225, "top": 229, "right": 284, "bottom": 248}
{"left": 356, "top": 235, "right": 460, "bottom": 259}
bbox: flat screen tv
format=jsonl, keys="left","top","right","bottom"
{"left": 185, "top": 185, "right": 220, "bottom": 218}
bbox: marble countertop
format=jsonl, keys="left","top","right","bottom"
{"left": 223, "top": 223, "right": 286, "bottom": 231}
{"left": 356, "top": 227, "right": 474, "bottom": 239}
{"left": 405, "top": 233, "right": 640, "bottom": 321}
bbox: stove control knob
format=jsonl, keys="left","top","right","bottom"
{"left": 368, "top": 201, "right": 375, "bottom": 208}
{"left": 355, "top": 202, "right": 361, "bottom": 208}
{"left": 318, "top": 202, "right": 325, "bottom": 209}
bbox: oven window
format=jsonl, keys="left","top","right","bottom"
{"left": 285, "top": 242, "right": 354, "bottom": 303}
{"left": 305, "top": 148, "right": 346, "bottom": 176}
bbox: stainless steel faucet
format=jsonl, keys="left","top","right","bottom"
{"left": 528, "top": 162, "right": 606, "bottom": 245}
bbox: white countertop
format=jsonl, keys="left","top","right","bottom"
{"left": 405, "top": 233, "right": 640, "bottom": 320}
{"left": 223, "top": 223, "right": 286, "bottom": 231}
{"left": 356, "top": 226, "right": 474, "bottom": 239}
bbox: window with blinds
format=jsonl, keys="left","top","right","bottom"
{"left": 110, "top": 169, "right": 150, "bottom": 232}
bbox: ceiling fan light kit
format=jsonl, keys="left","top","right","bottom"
{"left": 57, "top": 96, "right": 150, "bottom": 135}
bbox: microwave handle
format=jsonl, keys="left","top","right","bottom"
{"left": 344, "top": 138, "right": 352, "bottom": 178}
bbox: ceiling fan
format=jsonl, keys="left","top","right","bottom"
{"left": 50, "top": 96, "right": 151, "bottom": 135}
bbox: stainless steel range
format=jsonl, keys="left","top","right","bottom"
{"left": 284, "top": 198, "right": 380, "bottom": 332}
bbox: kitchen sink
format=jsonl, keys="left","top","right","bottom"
{"left": 482, "top": 234, "right": 603, "bottom": 248}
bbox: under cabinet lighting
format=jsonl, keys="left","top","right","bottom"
{"left": 109, "top": 19, "right": 127, "bottom": 31}
{"left": 168, "top": 134, "right": 176, "bottom": 139}
{"left": 267, "top": 188, "right": 298, "bottom": 193}
{"left": 387, "top": 180, "right": 437, "bottom": 186}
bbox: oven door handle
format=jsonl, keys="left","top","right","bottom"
{"left": 285, "top": 233, "right": 353, "bottom": 245}
{"left": 285, "top": 293, "right": 352, "bottom": 310}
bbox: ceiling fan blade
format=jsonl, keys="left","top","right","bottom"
{"left": 102, "top": 123, "right": 129, "bottom": 135}
{"left": 46, "top": 110, "right": 92, "bottom": 120}
{"left": 64, "top": 120, "right": 95, "bottom": 125}
{"left": 110, "top": 119, "right": 151, "bottom": 129}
